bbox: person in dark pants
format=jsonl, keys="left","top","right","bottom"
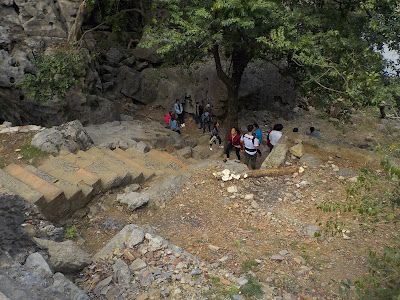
{"left": 194, "top": 102, "right": 203, "bottom": 130}
{"left": 202, "top": 104, "right": 212, "bottom": 133}
{"left": 224, "top": 127, "right": 242, "bottom": 162}
{"left": 169, "top": 113, "right": 181, "bottom": 134}
{"left": 241, "top": 124, "right": 260, "bottom": 170}
{"left": 174, "top": 99, "right": 185, "bottom": 127}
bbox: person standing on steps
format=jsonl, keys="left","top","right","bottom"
{"left": 209, "top": 121, "right": 223, "bottom": 150}
{"left": 169, "top": 113, "right": 181, "bottom": 134}
{"left": 268, "top": 123, "right": 283, "bottom": 151}
{"left": 174, "top": 99, "right": 185, "bottom": 128}
{"left": 241, "top": 124, "right": 260, "bottom": 170}
{"left": 252, "top": 122, "right": 263, "bottom": 157}
{"left": 202, "top": 104, "right": 212, "bottom": 133}
{"left": 194, "top": 102, "right": 203, "bottom": 130}
{"left": 224, "top": 127, "right": 242, "bottom": 162}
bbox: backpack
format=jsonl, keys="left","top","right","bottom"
{"left": 203, "top": 111, "right": 211, "bottom": 122}
{"left": 266, "top": 131, "right": 272, "bottom": 147}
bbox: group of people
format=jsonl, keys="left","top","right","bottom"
{"left": 164, "top": 99, "right": 214, "bottom": 135}
{"left": 163, "top": 99, "right": 287, "bottom": 170}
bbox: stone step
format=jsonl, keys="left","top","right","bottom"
{"left": 61, "top": 152, "right": 122, "bottom": 191}
{"left": 3, "top": 164, "right": 67, "bottom": 220}
{"left": 0, "top": 169, "right": 45, "bottom": 206}
{"left": 124, "top": 148, "right": 188, "bottom": 174}
{"left": 38, "top": 157, "right": 100, "bottom": 199}
{"left": 105, "top": 148, "right": 154, "bottom": 181}
{"left": 86, "top": 147, "right": 142, "bottom": 184}
{"left": 24, "top": 165, "right": 85, "bottom": 215}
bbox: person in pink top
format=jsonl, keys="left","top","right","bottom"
{"left": 164, "top": 111, "right": 172, "bottom": 126}
{"left": 224, "top": 127, "right": 242, "bottom": 162}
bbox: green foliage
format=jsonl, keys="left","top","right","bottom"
{"left": 331, "top": 241, "right": 400, "bottom": 299}
{"left": 19, "top": 50, "right": 86, "bottom": 103}
{"left": 66, "top": 225, "right": 77, "bottom": 239}
{"left": 0, "top": 158, "right": 6, "bottom": 169}
{"left": 240, "top": 275, "right": 263, "bottom": 298}
{"left": 141, "top": 0, "right": 400, "bottom": 113}
{"left": 20, "top": 139, "right": 49, "bottom": 166}
{"left": 241, "top": 259, "right": 258, "bottom": 273}
{"left": 381, "top": 144, "right": 400, "bottom": 206}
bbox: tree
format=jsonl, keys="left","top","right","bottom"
{"left": 142, "top": 0, "right": 400, "bottom": 127}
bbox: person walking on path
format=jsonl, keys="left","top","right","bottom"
{"left": 224, "top": 127, "right": 242, "bottom": 162}
{"left": 174, "top": 99, "right": 185, "bottom": 128}
{"left": 241, "top": 124, "right": 260, "bottom": 170}
{"left": 209, "top": 121, "right": 223, "bottom": 150}
{"left": 169, "top": 113, "right": 181, "bottom": 134}
{"left": 194, "top": 102, "right": 203, "bottom": 130}
{"left": 268, "top": 123, "right": 283, "bottom": 151}
{"left": 202, "top": 104, "right": 212, "bottom": 133}
{"left": 253, "top": 122, "right": 263, "bottom": 157}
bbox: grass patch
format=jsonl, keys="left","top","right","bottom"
{"left": 240, "top": 275, "right": 263, "bottom": 298}
{"left": 0, "top": 158, "right": 6, "bottom": 169}
{"left": 20, "top": 142, "right": 49, "bottom": 166}
{"left": 241, "top": 259, "right": 259, "bottom": 272}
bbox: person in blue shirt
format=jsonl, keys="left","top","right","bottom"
{"left": 253, "top": 123, "right": 262, "bottom": 157}
{"left": 174, "top": 99, "right": 185, "bottom": 128}
{"left": 169, "top": 113, "right": 181, "bottom": 134}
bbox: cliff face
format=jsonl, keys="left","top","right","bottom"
{"left": 0, "top": 0, "right": 119, "bottom": 126}
{"left": 0, "top": 0, "right": 296, "bottom": 126}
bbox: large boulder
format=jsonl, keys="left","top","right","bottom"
{"left": 261, "top": 140, "right": 289, "bottom": 168}
{"left": 33, "top": 238, "right": 92, "bottom": 273}
{"left": 143, "top": 174, "right": 190, "bottom": 203}
{"left": 31, "top": 120, "right": 93, "bottom": 154}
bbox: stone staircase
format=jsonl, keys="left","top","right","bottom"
{"left": 0, "top": 147, "right": 188, "bottom": 222}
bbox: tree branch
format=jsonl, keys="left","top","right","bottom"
{"left": 212, "top": 44, "right": 234, "bottom": 92}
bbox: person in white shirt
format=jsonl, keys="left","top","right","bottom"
{"left": 240, "top": 124, "right": 260, "bottom": 170}
{"left": 268, "top": 123, "right": 283, "bottom": 151}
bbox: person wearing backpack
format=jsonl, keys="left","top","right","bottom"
{"left": 252, "top": 122, "right": 263, "bottom": 157}
{"left": 240, "top": 124, "right": 260, "bottom": 170}
{"left": 164, "top": 111, "right": 172, "bottom": 127}
{"left": 174, "top": 99, "right": 185, "bottom": 128}
{"left": 202, "top": 104, "right": 212, "bottom": 133}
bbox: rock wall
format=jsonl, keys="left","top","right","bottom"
{"left": 0, "top": 0, "right": 119, "bottom": 126}
{"left": 112, "top": 58, "right": 297, "bottom": 120}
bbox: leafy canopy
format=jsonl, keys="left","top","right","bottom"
{"left": 142, "top": 0, "right": 400, "bottom": 109}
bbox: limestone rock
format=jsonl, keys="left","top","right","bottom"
{"left": 289, "top": 143, "right": 305, "bottom": 158}
{"left": 117, "top": 192, "right": 150, "bottom": 211}
{"left": 299, "top": 153, "right": 323, "bottom": 168}
{"left": 143, "top": 175, "right": 190, "bottom": 203}
{"left": 262, "top": 141, "right": 288, "bottom": 168}
{"left": 129, "top": 258, "right": 147, "bottom": 271}
{"left": 47, "top": 273, "right": 89, "bottom": 300}
{"left": 304, "top": 225, "right": 321, "bottom": 238}
{"left": 113, "top": 259, "right": 131, "bottom": 286}
{"left": 33, "top": 238, "right": 92, "bottom": 273}
{"left": 24, "top": 252, "right": 53, "bottom": 278}
{"left": 174, "top": 146, "right": 192, "bottom": 159}
{"left": 94, "top": 224, "right": 145, "bottom": 261}
{"left": 31, "top": 120, "right": 93, "bottom": 154}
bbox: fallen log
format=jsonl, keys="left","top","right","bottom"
{"left": 239, "top": 166, "right": 298, "bottom": 178}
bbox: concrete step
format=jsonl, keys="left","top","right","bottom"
{"left": 86, "top": 147, "right": 142, "bottom": 184}
{"left": 147, "top": 149, "right": 188, "bottom": 172}
{"left": 61, "top": 152, "right": 122, "bottom": 191}
{"left": 24, "top": 165, "right": 85, "bottom": 216}
{"left": 38, "top": 157, "right": 100, "bottom": 199}
{"left": 124, "top": 148, "right": 188, "bottom": 174}
{"left": 0, "top": 169, "right": 45, "bottom": 206}
{"left": 3, "top": 164, "right": 67, "bottom": 220}
{"left": 108, "top": 148, "right": 155, "bottom": 181}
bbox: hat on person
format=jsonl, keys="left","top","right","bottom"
{"left": 206, "top": 104, "right": 211, "bottom": 108}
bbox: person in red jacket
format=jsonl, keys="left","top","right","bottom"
{"left": 224, "top": 127, "right": 242, "bottom": 162}
{"left": 164, "top": 111, "right": 172, "bottom": 126}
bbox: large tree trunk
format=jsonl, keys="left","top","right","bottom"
{"left": 212, "top": 45, "right": 253, "bottom": 148}
{"left": 68, "top": 0, "right": 88, "bottom": 44}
